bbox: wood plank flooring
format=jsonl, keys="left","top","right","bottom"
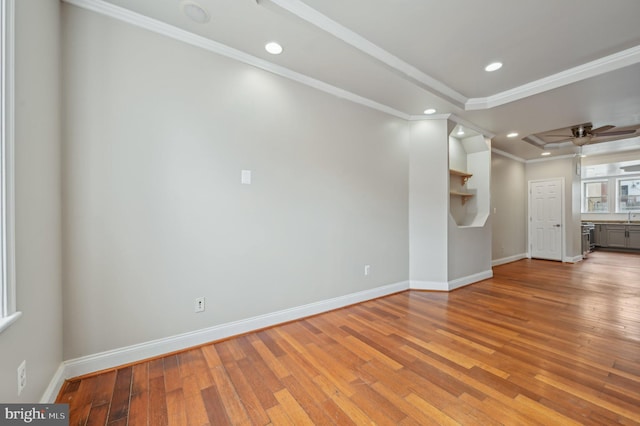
{"left": 57, "top": 251, "right": 640, "bottom": 425}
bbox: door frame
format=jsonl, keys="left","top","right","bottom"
{"left": 528, "top": 177, "right": 565, "bottom": 261}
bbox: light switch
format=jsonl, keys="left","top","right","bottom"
{"left": 241, "top": 170, "right": 252, "bottom": 185}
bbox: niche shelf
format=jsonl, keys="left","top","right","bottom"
{"left": 449, "top": 169, "right": 474, "bottom": 204}
{"left": 449, "top": 169, "right": 472, "bottom": 185}
{"left": 450, "top": 189, "right": 474, "bottom": 205}
{"left": 448, "top": 129, "right": 489, "bottom": 227}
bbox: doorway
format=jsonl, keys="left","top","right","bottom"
{"left": 529, "top": 178, "right": 564, "bottom": 261}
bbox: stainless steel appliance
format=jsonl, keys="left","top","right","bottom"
{"left": 582, "top": 222, "right": 595, "bottom": 256}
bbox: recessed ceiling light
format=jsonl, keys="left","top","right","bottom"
{"left": 181, "top": 1, "right": 210, "bottom": 24}
{"left": 507, "top": 132, "right": 519, "bottom": 138}
{"left": 485, "top": 62, "right": 503, "bottom": 72}
{"left": 423, "top": 108, "right": 437, "bottom": 115}
{"left": 457, "top": 126, "right": 465, "bottom": 136}
{"left": 541, "top": 152, "right": 551, "bottom": 156}
{"left": 265, "top": 42, "right": 283, "bottom": 55}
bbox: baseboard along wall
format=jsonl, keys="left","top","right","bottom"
{"left": 42, "top": 269, "right": 495, "bottom": 402}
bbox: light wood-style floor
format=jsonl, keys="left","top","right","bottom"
{"left": 57, "top": 251, "right": 640, "bottom": 425}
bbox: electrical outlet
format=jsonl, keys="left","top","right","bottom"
{"left": 17, "top": 360, "right": 26, "bottom": 395}
{"left": 194, "top": 297, "right": 205, "bottom": 313}
{"left": 364, "top": 265, "right": 371, "bottom": 276}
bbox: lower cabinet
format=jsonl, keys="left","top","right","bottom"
{"left": 606, "top": 225, "right": 628, "bottom": 248}
{"left": 629, "top": 227, "right": 640, "bottom": 249}
{"left": 593, "top": 224, "right": 605, "bottom": 247}
{"left": 594, "top": 223, "right": 640, "bottom": 250}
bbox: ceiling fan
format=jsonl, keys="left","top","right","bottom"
{"left": 543, "top": 123, "right": 640, "bottom": 146}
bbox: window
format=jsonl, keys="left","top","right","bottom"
{"left": 0, "top": 0, "right": 18, "bottom": 333}
{"left": 582, "top": 180, "right": 608, "bottom": 213}
{"left": 617, "top": 177, "right": 640, "bottom": 212}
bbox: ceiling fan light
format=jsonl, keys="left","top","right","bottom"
{"left": 573, "top": 136, "right": 591, "bottom": 146}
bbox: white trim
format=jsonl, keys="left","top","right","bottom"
{"left": 53, "top": 280, "right": 409, "bottom": 381}
{"left": 0, "top": 0, "right": 16, "bottom": 329}
{"left": 40, "top": 363, "right": 66, "bottom": 403}
{"left": 0, "top": 310, "right": 20, "bottom": 333}
{"left": 528, "top": 178, "right": 566, "bottom": 262}
{"left": 492, "top": 253, "right": 527, "bottom": 266}
{"left": 466, "top": 45, "right": 640, "bottom": 110}
{"left": 407, "top": 113, "right": 494, "bottom": 139}
{"left": 409, "top": 280, "right": 449, "bottom": 291}
{"left": 526, "top": 154, "right": 577, "bottom": 164}
{"left": 62, "top": 0, "right": 410, "bottom": 120}
{"left": 61, "top": 0, "right": 640, "bottom": 116}
{"left": 446, "top": 114, "right": 495, "bottom": 139}
{"left": 563, "top": 255, "right": 584, "bottom": 263}
{"left": 409, "top": 270, "right": 492, "bottom": 291}
{"left": 448, "top": 269, "right": 493, "bottom": 291}
{"left": 491, "top": 148, "right": 525, "bottom": 163}
{"left": 263, "top": 0, "right": 467, "bottom": 108}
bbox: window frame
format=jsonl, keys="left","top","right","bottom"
{"left": 581, "top": 179, "right": 609, "bottom": 214}
{"left": 0, "top": 0, "right": 19, "bottom": 334}
{"left": 616, "top": 176, "right": 640, "bottom": 213}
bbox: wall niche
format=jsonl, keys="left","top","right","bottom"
{"left": 449, "top": 125, "right": 490, "bottom": 227}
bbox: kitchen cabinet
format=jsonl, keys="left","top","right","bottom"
{"left": 606, "top": 225, "right": 627, "bottom": 248}
{"left": 628, "top": 227, "right": 640, "bottom": 249}
{"left": 593, "top": 224, "right": 605, "bottom": 246}
{"left": 592, "top": 223, "right": 640, "bottom": 250}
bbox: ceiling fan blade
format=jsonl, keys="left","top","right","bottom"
{"left": 543, "top": 134, "right": 573, "bottom": 138}
{"left": 589, "top": 125, "right": 615, "bottom": 133}
{"left": 546, "top": 137, "right": 573, "bottom": 143}
{"left": 594, "top": 129, "right": 637, "bottom": 137}
{"left": 589, "top": 133, "right": 640, "bottom": 144}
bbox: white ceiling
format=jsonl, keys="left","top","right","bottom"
{"left": 72, "top": 0, "right": 640, "bottom": 160}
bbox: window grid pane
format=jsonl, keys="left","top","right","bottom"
{"left": 583, "top": 181, "right": 608, "bottom": 213}
{"left": 618, "top": 178, "right": 640, "bottom": 212}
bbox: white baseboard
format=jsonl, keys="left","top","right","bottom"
{"left": 42, "top": 280, "right": 409, "bottom": 401}
{"left": 492, "top": 253, "right": 528, "bottom": 266}
{"left": 448, "top": 269, "right": 493, "bottom": 290}
{"left": 40, "top": 362, "right": 66, "bottom": 403}
{"left": 410, "top": 269, "right": 493, "bottom": 291}
{"left": 409, "top": 280, "right": 448, "bottom": 291}
{"left": 564, "top": 255, "right": 584, "bottom": 263}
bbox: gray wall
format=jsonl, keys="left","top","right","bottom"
{"left": 61, "top": 4, "right": 409, "bottom": 359}
{"left": 408, "top": 120, "right": 449, "bottom": 286}
{"left": 0, "top": 0, "right": 63, "bottom": 402}
{"left": 491, "top": 152, "right": 526, "bottom": 261}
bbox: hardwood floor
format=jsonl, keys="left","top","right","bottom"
{"left": 57, "top": 251, "right": 640, "bottom": 425}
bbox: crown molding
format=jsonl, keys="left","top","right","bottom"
{"left": 65, "top": 0, "right": 640, "bottom": 118}
{"left": 264, "top": 1, "right": 640, "bottom": 113}
{"left": 262, "top": 0, "right": 468, "bottom": 108}
{"left": 62, "top": 0, "right": 411, "bottom": 120}
{"left": 492, "top": 148, "right": 525, "bottom": 163}
{"left": 466, "top": 45, "right": 640, "bottom": 110}
{"left": 526, "top": 153, "right": 576, "bottom": 164}
{"left": 447, "top": 114, "right": 495, "bottom": 139}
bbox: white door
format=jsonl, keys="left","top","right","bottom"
{"left": 529, "top": 179, "right": 563, "bottom": 261}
